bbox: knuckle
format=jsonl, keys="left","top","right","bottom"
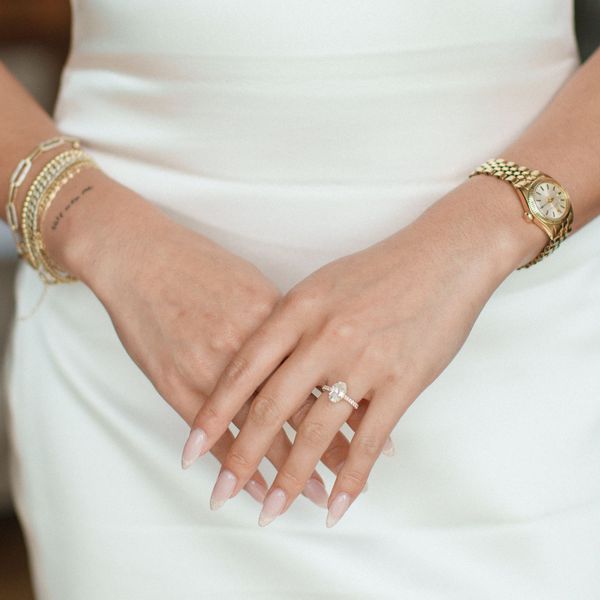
{"left": 226, "top": 450, "right": 253, "bottom": 470}
{"left": 248, "top": 392, "right": 282, "bottom": 427}
{"left": 322, "top": 316, "right": 358, "bottom": 342}
{"left": 221, "top": 355, "right": 252, "bottom": 387}
{"left": 363, "top": 343, "right": 388, "bottom": 366}
{"left": 297, "top": 420, "right": 327, "bottom": 447}
{"left": 339, "top": 468, "right": 367, "bottom": 489}
{"left": 354, "top": 434, "right": 381, "bottom": 458}
{"left": 277, "top": 468, "right": 305, "bottom": 491}
{"left": 252, "top": 291, "right": 279, "bottom": 319}
{"left": 283, "top": 286, "right": 319, "bottom": 313}
{"left": 209, "top": 327, "right": 243, "bottom": 355}
{"left": 200, "top": 403, "right": 222, "bottom": 426}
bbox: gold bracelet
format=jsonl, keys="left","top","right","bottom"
{"left": 20, "top": 149, "right": 88, "bottom": 269}
{"left": 469, "top": 158, "right": 574, "bottom": 269}
{"left": 33, "top": 159, "right": 98, "bottom": 284}
{"left": 6, "top": 136, "right": 80, "bottom": 256}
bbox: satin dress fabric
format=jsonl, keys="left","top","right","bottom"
{"left": 4, "top": 1, "right": 600, "bottom": 598}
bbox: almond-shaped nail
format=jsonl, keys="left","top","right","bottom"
{"left": 210, "top": 469, "right": 237, "bottom": 510}
{"left": 244, "top": 479, "right": 268, "bottom": 504}
{"left": 382, "top": 436, "right": 395, "bottom": 457}
{"left": 258, "top": 488, "right": 287, "bottom": 527}
{"left": 326, "top": 492, "right": 352, "bottom": 528}
{"left": 181, "top": 428, "right": 207, "bottom": 469}
{"left": 302, "top": 478, "right": 328, "bottom": 508}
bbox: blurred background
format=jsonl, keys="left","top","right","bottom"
{"left": 1, "top": 2, "right": 70, "bottom": 599}
{"left": 0, "top": 1, "right": 598, "bottom": 598}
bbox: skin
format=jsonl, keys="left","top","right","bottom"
{"left": 2, "top": 40, "right": 600, "bottom": 525}
{"left": 0, "top": 60, "right": 389, "bottom": 510}
{"left": 188, "top": 46, "right": 600, "bottom": 527}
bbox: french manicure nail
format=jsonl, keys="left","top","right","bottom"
{"left": 258, "top": 488, "right": 287, "bottom": 527}
{"left": 244, "top": 479, "right": 268, "bottom": 504}
{"left": 382, "top": 436, "right": 395, "bottom": 457}
{"left": 210, "top": 469, "right": 237, "bottom": 510}
{"left": 326, "top": 492, "right": 352, "bottom": 528}
{"left": 302, "top": 478, "right": 329, "bottom": 508}
{"left": 181, "top": 428, "right": 207, "bottom": 469}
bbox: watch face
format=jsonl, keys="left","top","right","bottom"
{"left": 529, "top": 179, "right": 569, "bottom": 221}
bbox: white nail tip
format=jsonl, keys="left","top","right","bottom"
{"left": 382, "top": 437, "right": 395, "bottom": 457}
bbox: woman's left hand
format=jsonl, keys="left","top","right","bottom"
{"left": 185, "top": 177, "right": 538, "bottom": 527}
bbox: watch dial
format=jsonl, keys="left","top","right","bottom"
{"left": 531, "top": 181, "right": 568, "bottom": 220}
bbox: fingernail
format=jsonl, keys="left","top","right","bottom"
{"left": 258, "top": 488, "right": 287, "bottom": 527}
{"left": 302, "top": 478, "right": 328, "bottom": 508}
{"left": 244, "top": 479, "right": 268, "bottom": 504}
{"left": 326, "top": 492, "right": 352, "bottom": 528}
{"left": 210, "top": 469, "right": 237, "bottom": 510}
{"left": 181, "top": 428, "right": 207, "bottom": 469}
{"left": 382, "top": 436, "right": 395, "bottom": 457}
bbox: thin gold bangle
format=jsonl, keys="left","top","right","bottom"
{"left": 33, "top": 159, "right": 98, "bottom": 284}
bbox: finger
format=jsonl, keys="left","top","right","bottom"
{"left": 173, "top": 382, "right": 270, "bottom": 506}
{"left": 287, "top": 391, "right": 349, "bottom": 476}
{"left": 185, "top": 306, "right": 302, "bottom": 461}
{"left": 327, "top": 387, "right": 407, "bottom": 528}
{"left": 345, "top": 398, "right": 395, "bottom": 457}
{"left": 203, "top": 424, "right": 269, "bottom": 507}
{"left": 215, "top": 341, "right": 327, "bottom": 498}
{"left": 227, "top": 398, "right": 328, "bottom": 508}
{"left": 258, "top": 376, "right": 372, "bottom": 527}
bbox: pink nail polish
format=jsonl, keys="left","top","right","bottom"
{"left": 326, "top": 492, "right": 352, "bottom": 528}
{"left": 181, "top": 428, "right": 207, "bottom": 469}
{"left": 382, "top": 436, "right": 395, "bottom": 457}
{"left": 302, "top": 478, "right": 328, "bottom": 508}
{"left": 244, "top": 480, "right": 268, "bottom": 504}
{"left": 258, "top": 488, "right": 287, "bottom": 527}
{"left": 210, "top": 469, "right": 238, "bottom": 510}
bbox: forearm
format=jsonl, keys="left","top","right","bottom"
{"left": 415, "top": 47, "right": 600, "bottom": 281}
{"left": 0, "top": 61, "right": 60, "bottom": 205}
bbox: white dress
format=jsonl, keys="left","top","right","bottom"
{"left": 4, "top": 1, "right": 600, "bottom": 598}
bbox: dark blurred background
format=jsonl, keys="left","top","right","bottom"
{"left": 0, "top": 1, "right": 598, "bottom": 598}
{"left": 0, "top": 3, "right": 71, "bottom": 599}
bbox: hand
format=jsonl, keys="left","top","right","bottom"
{"left": 42, "top": 169, "right": 383, "bottom": 508}
{"left": 186, "top": 177, "right": 532, "bottom": 527}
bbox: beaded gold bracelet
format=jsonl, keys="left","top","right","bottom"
{"left": 33, "top": 159, "right": 98, "bottom": 284}
{"left": 19, "top": 149, "right": 89, "bottom": 271}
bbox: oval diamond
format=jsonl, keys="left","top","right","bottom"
{"left": 328, "top": 381, "right": 347, "bottom": 403}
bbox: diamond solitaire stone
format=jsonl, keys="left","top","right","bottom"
{"left": 328, "top": 381, "right": 347, "bottom": 403}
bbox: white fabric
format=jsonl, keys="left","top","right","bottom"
{"left": 4, "top": 1, "right": 600, "bottom": 598}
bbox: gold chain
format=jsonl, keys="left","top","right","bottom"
{"left": 6, "top": 136, "right": 80, "bottom": 255}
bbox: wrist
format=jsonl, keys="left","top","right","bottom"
{"left": 40, "top": 168, "right": 166, "bottom": 287}
{"left": 414, "top": 174, "right": 549, "bottom": 286}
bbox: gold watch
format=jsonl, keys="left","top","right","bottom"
{"left": 469, "top": 158, "right": 574, "bottom": 269}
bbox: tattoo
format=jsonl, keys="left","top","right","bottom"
{"left": 50, "top": 185, "right": 94, "bottom": 231}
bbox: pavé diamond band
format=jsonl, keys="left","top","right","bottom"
{"left": 320, "top": 381, "right": 360, "bottom": 410}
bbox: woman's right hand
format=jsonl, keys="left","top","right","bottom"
{"left": 41, "top": 168, "right": 384, "bottom": 510}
